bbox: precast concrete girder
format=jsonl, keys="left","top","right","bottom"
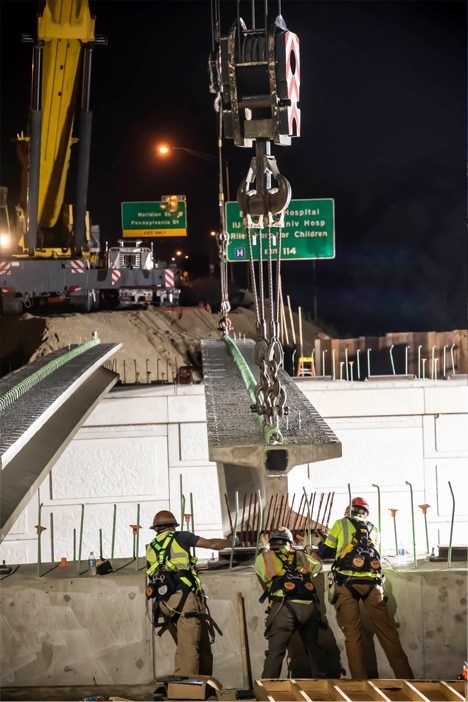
{"left": 0, "top": 343, "right": 121, "bottom": 541}
{"left": 201, "top": 337, "right": 342, "bottom": 475}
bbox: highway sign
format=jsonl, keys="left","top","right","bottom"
{"left": 121, "top": 198, "right": 187, "bottom": 238}
{"left": 225, "top": 198, "right": 335, "bottom": 261}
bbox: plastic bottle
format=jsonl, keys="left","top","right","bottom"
{"left": 397, "top": 542, "right": 406, "bottom": 565}
{"left": 88, "top": 551, "right": 97, "bottom": 575}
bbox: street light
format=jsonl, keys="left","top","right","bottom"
{"left": 157, "top": 144, "right": 217, "bottom": 162}
{"left": 156, "top": 142, "right": 234, "bottom": 282}
{"left": 156, "top": 143, "right": 231, "bottom": 200}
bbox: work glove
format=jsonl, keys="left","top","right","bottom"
{"left": 225, "top": 532, "right": 241, "bottom": 547}
{"left": 296, "top": 530, "right": 326, "bottom": 549}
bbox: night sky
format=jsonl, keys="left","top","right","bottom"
{"left": 1, "top": 0, "right": 466, "bottom": 337}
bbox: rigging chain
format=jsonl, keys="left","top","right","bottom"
{"left": 238, "top": 147, "right": 291, "bottom": 437}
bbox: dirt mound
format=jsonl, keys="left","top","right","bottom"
{"left": 0, "top": 305, "right": 329, "bottom": 382}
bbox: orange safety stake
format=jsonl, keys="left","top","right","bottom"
{"left": 389, "top": 508, "right": 398, "bottom": 557}
{"left": 129, "top": 524, "right": 141, "bottom": 536}
{"left": 59, "top": 557, "right": 70, "bottom": 568}
{"left": 418, "top": 504, "right": 430, "bottom": 554}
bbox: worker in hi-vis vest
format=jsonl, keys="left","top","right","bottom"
{"left": 318, "top": 497, "right": 414, "bottom": 679}
{"left": 255, "top": 526, "right": 331, "bottom": 678}
{"left": 146, "top": 510, "right": 231, "bottom": 676}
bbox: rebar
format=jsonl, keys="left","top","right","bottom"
{"left": 50, "top": 512, "right": 54, "bottom": 564}
{"left": 405, "top": 481, "right": 417, "bottom": 569}
{"left": 77, "top": 504, "right": 85, "bottom": 575}
{"left": 302, "top": 488, "right": 311, "bottom": 548}
{"left": 230, "top": 491, "right": 239, "bottom": 571}
{"left": 111, "top": 504, "right": 117, "bottom": 570}
{"left": 322, "top": 349, "right": 327, "bottom": 376}
{"left": 254, "top": 490, "right": 263, "bottom": 561}
{"left": 372, "top": 484, "right": 382, "bottom": 551}
{"left": 37, "top": 502, "right": 43, "bottom": 577}
{"left": 389, "top": 345, "right": 395, "bottom": 375}
{"left": 450, "top": 344, "right": 456, "bottom": 375}
{"left": 447, "top": 481, "right": 455, "bottom": 569}
{"left": 418, "top": 504, "right": 430, "bottom": 554}
{"left": 135, "top": 503, "right": 140, "bottom": 570}
{"left": 390, "top": 509, "right": 398, "bottom": 556}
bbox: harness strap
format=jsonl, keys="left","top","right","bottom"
{"left": 346, "top": 583, "right": 372, "bottom": 601}
{"left": 279, "top": 599, "right": 325, "bottom": 631}
{"left": 153, "top": 587, "right": 191, "bottom": 630}
{"left": 334, "top": 573, "right": 382, "bottom": 601}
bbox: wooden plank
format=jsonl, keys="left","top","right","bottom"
{"left": 443, "top": 681, "right": 466, "bottom": 697}
{"left": 254, "top": 679, "right": 465, "bottom": 702}
{"left": 294, "top": 679, "right": 351, "bottom": 701}
{"left": 253, "top": 679, "right": 313, "bottom": 701}
{"left": 373, "top": 680, "right": 423, "bottom": 701}
{"left": 331, "top": 680, "right": 391, "bottom": 701}
{"left": 253, "top": 680, "right": 277, "bottom": 702}
{"left": 401, "top": 681, "right": 430, "bottom": 701}
{"left": 411, "top": 681, "right": 465, "bottom": 701}
{"left": 440, "top": 681, "right": 465, "bottom": 701}
{"left": 366, "top": 680, "right": 393, "bottom": 701}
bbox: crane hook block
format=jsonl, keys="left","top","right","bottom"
{"left": 217, "top": 15, "right": 301, "bottom": 146}
{"left": 237, "top": 174, "right": 291, "bottom": 219}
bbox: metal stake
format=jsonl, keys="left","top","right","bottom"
{"left": 372, "top": 483, "right": 382, "bottom": 550}
{"left": 111, "top": 504, "right": 117, "bottom": 570}
{"left": 135, "top": 503, "right": 140, "bottom": 570}
{"left": 230, "top": 491, "right": 239, "bottom": 571}
{"left": 77, "top": 504, "right": 85, "bottom": 575}
{"left": 418, "top": 504, "right": 430, "bottom": 554}
{"left": 447, "top": 481, "right": 455, "bottom": 569}
{"left": 389, "top": 508, "right": 398, "bottom": 556}
{"left": 405, "top": 481, "right": 417, "bottom": 569}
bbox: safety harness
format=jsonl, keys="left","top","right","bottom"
{"left": 268, "top": 550, "right": 318, "bottom": 603}
{"left": 261, "top": 549, "right": 327, "bottom": 631}
{"left": 146, "top": 532, "right": 202, "bottom": 628}
{"left": 333, "top": 518, "right": 383, "bottom": 601}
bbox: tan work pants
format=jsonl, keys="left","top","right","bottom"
{"left": 160, "top": 590, "right": 206, "bottom": 676}
{"left": 334, "top": 581, "right": 414, "bottom": 679}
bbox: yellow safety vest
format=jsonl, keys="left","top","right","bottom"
{"left": 146, "top": 531, "right": 202, "bottom": 594}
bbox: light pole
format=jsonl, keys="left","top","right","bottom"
{"left": 156, "top": 144, "right": 230, "bottom": 201}
{"left": 156, "top": 142, "right": 233, "bottom": 280}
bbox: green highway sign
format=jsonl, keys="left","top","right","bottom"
{"left": 225, "top": 198, "right": 335, "bottom": 262}
{"left": 121, "top": 197, "right": 187, "bottom": 238}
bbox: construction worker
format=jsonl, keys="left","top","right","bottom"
{"left": 254, "top": 526, "right": 330, "bottom": 678}
{"left": 146, "top": 510, "right": 231, "bottom": 676}
{"left": 317, "top": 497, "right": 414, "bottom": 679}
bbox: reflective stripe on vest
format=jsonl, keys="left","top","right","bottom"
{"left": 147, "top": 531, "right": 202, "bottom": 592}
